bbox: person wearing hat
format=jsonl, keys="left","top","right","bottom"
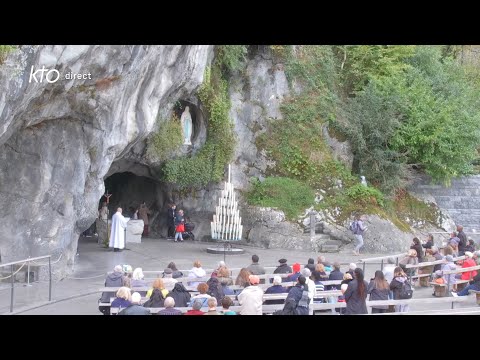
{"left": 441, "top": 255, "right": 457, "bottom": 291}
{"left": 237, "top": 275, "right": 264, "bottom": 315}
{"left": 162, "top": 267, "right": 178, "bottom": 291}
{"left": 426, "top": 246, "right": 444, "bottom": 272}
{"left": 459, "top": 252, "right": 478, "bottom": 281}
{"left": 287, "top": 263, "right": 302, "bottom": 282}
{"left": 274, "top": 258, "right": 292, "bottom": 275}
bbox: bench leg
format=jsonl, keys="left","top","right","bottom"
{"left": 476, "top": 293, "right": 480, "bottom": 306}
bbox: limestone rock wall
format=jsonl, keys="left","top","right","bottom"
{"left": 0, "top": 45, "right": 213, "bottom": 276}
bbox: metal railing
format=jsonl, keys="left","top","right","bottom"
{"left": 0, "top": 255, "right": 52, "bottom": 313}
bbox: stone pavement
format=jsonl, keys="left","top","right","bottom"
{"left": 1, "top": 236, "right": 478, "bottom": 314}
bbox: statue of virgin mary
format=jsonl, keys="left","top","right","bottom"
{"left": 180, "top": 106, "right": 193, "bottom": 145}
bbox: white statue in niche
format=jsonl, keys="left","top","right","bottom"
{"left": 180, "top": 106, "right": 193, "bottom": 145}
{"left": 360, "top": 176, "right": 368, "bottom": 187}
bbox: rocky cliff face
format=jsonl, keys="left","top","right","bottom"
{"left": 0, "top": 45, "right": 469, "bottom": 278}
{"left": 0, "top": 45, "right": 213, "bottom": 275}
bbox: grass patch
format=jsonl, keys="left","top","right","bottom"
{"left": 246, "top": 177, "right": 315, "bottom": 220}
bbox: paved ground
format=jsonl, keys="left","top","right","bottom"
{"left": 1, "top": 236, "right": 478, "bottom": 314}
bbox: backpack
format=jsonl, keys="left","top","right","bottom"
{"left": 349, "top": 221, "right": 360, "bottom": 235}
{"left": 399, "top": 280, "right": 413, "bottom": 299}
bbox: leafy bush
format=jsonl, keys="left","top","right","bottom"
{"left": 247, "top": 177, "right": 315, "bottom": 220}
{"left": 345, "top": 184, "right": 385, "bottom": 207}
{"left": 147, "top": 114, "right": 183, "bottom": 162}
{"left": 215, "top": 45, "right": 248, "bottom": 73}
{"left": 161, "top": 67, "right": 235, "bottom": 188}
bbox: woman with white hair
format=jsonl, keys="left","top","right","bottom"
{"left": 130, "top": 267, "right": 148, "bottom": 296}
{"left": 264, "top": 275, "right": 287, "bottom": 305}
{"left": 111, "top": 287, "right": 132, "bottom": 309}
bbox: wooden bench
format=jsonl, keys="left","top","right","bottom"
{"left": 442, "top": 265, "right": 480, "bottom": 292}
{"left": 109, "top": 295, "right": 471, "bottom": 315}
{"left": 468, "top": 290, "right": 480, "bottom": 305}
{"left": 406, "top": 256, "right": 466, "bottom": 286}
{"left": 429, "top": 282, "right": 447, "bottom": 297}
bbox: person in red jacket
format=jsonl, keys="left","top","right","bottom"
{"left": 459, "top": 252, "right": 478, "bottom": 281}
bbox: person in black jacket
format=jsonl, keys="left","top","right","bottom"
{"left": 410, "top": 237, "right": 424, "bottom": 263}
{"left": 284, "top": 276, "right": 309, "bottom": 315}
{"left": 344, "top": 268, "right": 368, "bottom": 315}
{"left": 421, "top": 234, "right": 434, "bottom": 256}
{"left": 457, "top": 225, "right": 468, "bottom": 256}
{"left": 168, "top": 282, "right": 191, "bottom": 307}
{"left": 273, "top": 258, "right": 292, "bottom": 274}
{"left": 167, "top": 203, "right": 176, "bottom": 239}
{"left": 367, "top": 270, "right": 389, "bottom": 313}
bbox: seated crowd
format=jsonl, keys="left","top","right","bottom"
{"left": 99, "top": 234, "right": 480, "bottom": 315}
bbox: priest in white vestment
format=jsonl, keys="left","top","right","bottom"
{"left": 109, "top": 208, "right": 128, "bottom": 252}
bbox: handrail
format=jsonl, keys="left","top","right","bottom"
{"left": 0, "top": 255, "right": 51, "bottom": 268}
{"left": 0, "top": 255, "right": 53, "bottom": 312}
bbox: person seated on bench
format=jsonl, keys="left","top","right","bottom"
{"left": 422, "top": 234, "right": 434, "bottom": 255}
{"left": 264, "top": 275, "right": 288, "bottom": 305}
{"left": 427, "top": 246, "right": 444, "bottom": 272}
{"left": 157, "top": 297, "right": 182, "bottom": 315}
{"left": 456, "top": 252, "right": 478, "bottom": 281}
{"left": 144, "top": 288, "right": 167, "bottom": 308}
{"left": 98, "top": 265, "right": 126, "bottom": 315}
{"left": 168, "top": 282, "right": 191, "bottom": 308}
{"left": 204, "top": 297, "right": 220, "bottom": 315}
{"left": 305, "top": 258, "right": 316, "bottom": 273}
{"left": 441, "top": 255, "right": 457, "bottom": 292}
{"left": 390, "top": 267, "right": 410, "bottom": 313}
{"left": 345, "top": 263, "right": 355, "bottom": 278}
{"left": 399, "top": 249, "right": 418, "bottom": 278}
{"left": 185, "top": 299, "right": 205, "bottom": 315}
{"left": 166, "top": 262, "right": 183, "bottom": 279}
{"left": 273, "top": 298, "right": 298, "bottom": 315}
{"left": 312, "top": 263, "right": 329, "bottom": 283}
{"left": 456, "top": 272, "right": 480, "bottom": 296}
{"left": 219, "top": 296, "right": 237, "bottom": 315}
{"left": 146, "top": 278, "right": 169, "bottom": 299}
{"left": 216, "top": 266, "right": 234, "bottom": 287}
{"left": 162, "top": 268, "right": 178, "bottom": 291}
{"left": 410, "top": 237, "right": 424, "bottom": 263}
{"left": 344, "top": 268, "right": 368, "bottom": 315}
{"left": 327, "top": 262, "right": 343, "bottom": 290}
{"left": 118, "top": 292, "right": 150, "bottom": 315}
{"left": 287, "top": 263, "right": 302, "bottom": 282}
{"left": 238, "top": 275, "right": 264, "bottom": 315}
{"left": 189, "top": 283, "right": 211, "bottom": 307}
{"left": 474, "top": 251, "right": 480, "bottom": 266}
{"left": 367, "top": 270, "right": 389, "bottom": 314}
{"left": 131, "top": 268, "right": 148, "bottom": 296}
{"left": 274, "top": 258, "right": 293, "bottom": 275}
{"left": 235, "top": 268, "right": 252, "bottom": 289}
{"left": 433, "top": 270, "right": 445, "bottom": 285}
{"left": 210, "top": 261, "right": 226, "bottom": 278}
{"left": 285, "top": 275, "right": 310, "bottom": 315}
{"left": 111, "top": 286, "right": 132, "bottom": 310}
{"left": 188, "top": 260, "right": 207, "bottom": 287}
{"left": 464, "top": 239, "right": 476, "bottom": 253}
